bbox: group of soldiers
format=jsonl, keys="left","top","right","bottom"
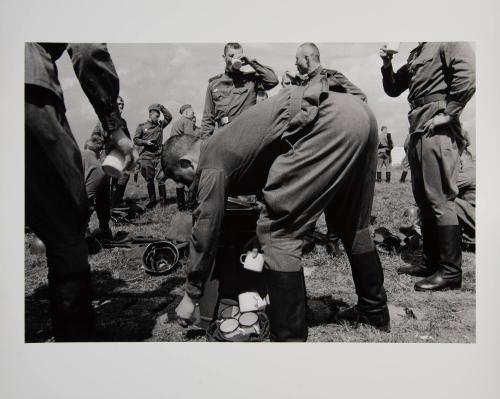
{"left": 25, "top": 41, "right": 475, "bottom": 342}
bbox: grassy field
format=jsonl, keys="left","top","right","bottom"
{"left": 24, "top": 166, "right": 475, "bottom": 343}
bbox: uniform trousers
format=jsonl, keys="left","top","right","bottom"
{"left": 140, "top": 156, "right": 166, "bottom": 184}
{"left": 407, "top": 122, "right": 463, "bottom": 226}
{"left": 256, "top": 92, "right": 386, "bottom": 308}
{"left": 376, "top": 151, "right": 391, "bottom": 172}
{"left": 25, "top": 87, "right": 94, "bottom": 341}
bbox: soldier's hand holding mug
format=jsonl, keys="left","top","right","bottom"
{"left": 379, "top": 46, "right": 393, "bottom": 69}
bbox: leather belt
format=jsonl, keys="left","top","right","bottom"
{"left": 409, "top": 93, "right": 447, "bottom": 110}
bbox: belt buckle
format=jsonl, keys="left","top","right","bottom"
{"left": 221, "top": 116, "right": 229, "bottom": 125}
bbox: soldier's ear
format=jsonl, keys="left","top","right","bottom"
{"left": 179, "top": 158, "right": 194, "bottom": 170}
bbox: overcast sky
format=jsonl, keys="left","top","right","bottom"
{"left": 56, "top": 42, "right": 476, "bottom": 153}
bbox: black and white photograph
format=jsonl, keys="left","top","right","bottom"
{"left": 23, "top": 41, "right": 477, "bottom": 343}
{"left": 2, "top": 0, "right": 500, "bottom": 398}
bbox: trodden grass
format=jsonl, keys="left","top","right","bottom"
{"left": 24, "top": 166, "right": 475, "bottom": 343}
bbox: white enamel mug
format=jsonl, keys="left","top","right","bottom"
{"left": 102, "top": 149, "right": 125, "bottom": 178}
{"left": 240, "top": 251, "right": 264, "bottom": 273}
{"left": 384, "top": 42, "right": 400, "bottom": 55}
{"left": 238, "top": 292, "right": 268, "bottom": 313}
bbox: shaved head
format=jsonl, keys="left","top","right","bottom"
{"left": 161, "top": 135, "right": 200, "bottom": 184}
{"left": 298, "top": 42, "right": 321, "bottom": 63}
{"left": 295, "top": 42, "right": 321, "bottom": 74}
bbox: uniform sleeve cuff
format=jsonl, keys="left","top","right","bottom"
{"left": 444, "top": 101, "right": 464, "bottom": 117}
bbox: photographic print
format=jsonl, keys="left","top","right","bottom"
{"left": 24, "top": 42, "right": 476, "bottom": 343}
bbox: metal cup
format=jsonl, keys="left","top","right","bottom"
{"left": 102, "top": 149, "right": 125, "bottom": 178}
{"left": 231, "top": 57, "right": 243, "bottom": 70}
{"left": 384, "top": 42, "right": 400, "bottom": 55}
{"left": 238, "top": 312, "right": 260, "bottom": 335}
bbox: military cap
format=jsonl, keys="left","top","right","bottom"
{"left": 179, "top": 104, "right": 192, "bottom": 114}
{"left": 149, "top": 104, "right": 161, "bottom": 113}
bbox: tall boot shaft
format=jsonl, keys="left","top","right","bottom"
{"left": 415, "top": 225, "right": 462, "bottom": 291}
{"left": 400, "top": 171, "right": 407, "bottom": 183}
{"left": 176, "top": 187, "right": 186, "bottom": 211}
{"left": 147, "top": 180, "right": 156, "bottom": 201}
{"left": 386, "top": 172, "right": 391, "bottom": 183}
{"left": 397, "top": 220, "right": 437, "bottom": 277}
{"left": 146, "top": 180, "right": 157, "bottom": 209}
{"left": 347, "top": 250, "right": 387, "bottom": 313}
{"left": 421, "top": 221, "right": 438, "bottom": 266}
{"left": 264, "top": 269, "right": 308, "bottom": 342}
{"left": 335, "top": 249, "right": 390, "bottom": 331}
{"left": 437, "top": 225, "right": 462, "bottom": 278}
{"left": 376, "top": 172, "right": 382, "bottom": 182}
{"left": 46, "top": 241, "right": 95, "bottom": 341}
{"left": 111, "top": 184, "right": 126, "bottom": 208}
{"left": 159, "top": 184, "right": 167, "bottom": 206}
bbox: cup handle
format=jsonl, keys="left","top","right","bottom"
{"left": 240, "top": 253, "right": 246, "bottom": 264}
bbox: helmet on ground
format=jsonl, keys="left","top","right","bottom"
{"left": 142, "top": 240, "right": 179, "bottom": 275}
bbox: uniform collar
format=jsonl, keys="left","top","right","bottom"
{"left": 307, "top": 65, "right": 323, "bottom": 80}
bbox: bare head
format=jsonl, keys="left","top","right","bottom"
{"left": 161, "top": 135, "right": 201, "bottom": 186}
{"left": 84, "top": 135, "right": 104, "bottom": 156}
{"left": 117, "top": 96, "right": 124, "bottom": 115}
{"left": 381, "top": 126, "right": 387, "bottom": 133}
{"left": 295, "top": 42, "right": 321, "bottom": 75}
{"left": 180, "top": 104, "right": 194, "bottom": 119}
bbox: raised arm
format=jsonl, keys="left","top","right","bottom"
{"left": 246, "top": 58, "right": 279, "bottom": 90}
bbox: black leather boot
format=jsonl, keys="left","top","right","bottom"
{"left": 146, "top": 181, "right": 157, "bottom": 209}
{"left": 398, "top": 221, "right": 438, "bottom": 277}
{"left": 158, "top": 184, "right": 167, "bottom": 207}
{"left": 415, "top": 225, "right": 462, "bottom": 291}
{"left": 400, "top": 171, "right": 408, "bottom": 183}
{"left": 335, "top": 250, "right": 390, "bottom": 332}
{"left": 176, "top": 187, "right": 186, "bottom": 211}
{"left": 386, "top": 172, "right": 391, "bottom": 183}
{"left": 264, "top": 269, "right": 308, "bottom": 342}
{"left": 46, "top": 241, "right": 95, "bottom": 342}
{"left": 111, "top": 184, "right": 126, "bottom": 208}
{"left": 376, "top": 172, "right": 382, "bottom": 182}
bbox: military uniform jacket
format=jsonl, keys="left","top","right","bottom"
{"left": 297, "top": 66, "right": 367, "bottom": 102}
{"left": 134, "top": 111, "right": 172, "bottom": 159}
{"left": 199, "top": 60, "right": 279, "bottom": 137}
{"left": 170, "top": 115, "right": 198, "bottom": 137}
{"left": 378, "top": 132, "right": 393, "bottom": 154}
{"left": 25, "top": 42, "right": 122, "bottom": 215}
{"left": 184, "top": 80, "right": 339, "bottom": 299}
{"left": 381, "top": 42, "right": 475, "bottom": 134}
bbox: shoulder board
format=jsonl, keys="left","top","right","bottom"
{"left": 208, "top": 74, "right": 223, "bottom": 83}
{"left": 321, "top": 68, "right": 338, "bottom": 76}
